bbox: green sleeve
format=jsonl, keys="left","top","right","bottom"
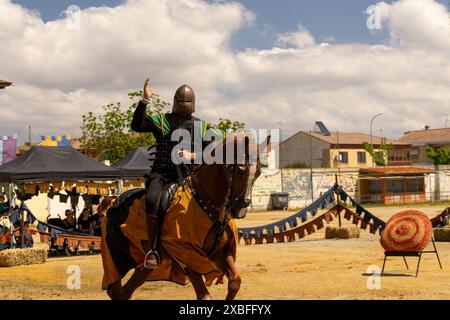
{"left": 147, "top": 113, "right": 170, "bottom": 136}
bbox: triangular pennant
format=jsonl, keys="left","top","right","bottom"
{"left": 356, "top": 204, "right": 364, "bottom": 215}
{"left": 363, "top": 212, "right": 372, "bottom": 223}
{"left": 288, "top": 219, "right": 297, "bottom": 228}
{"left": 37, "top": 222, "right": 47, "bottom": 233}
{"left": 339, "top": 189, "right": 348, "bottom": 202}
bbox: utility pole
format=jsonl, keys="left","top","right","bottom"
{"left": 28, "top": 126, "right": 31, "bottom": 145}
{"left": 309, "top": 129, "right": 314, "bottom": 202}
{"left": 370, "top": 113, "right": 383, "bottom": 165}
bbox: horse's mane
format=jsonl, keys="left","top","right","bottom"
{"left": 192, "top": 132, "right": 258, "bottom": 173}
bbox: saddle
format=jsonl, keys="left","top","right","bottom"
{"left": 157, "top": 183, "right": 180, "bottom": 218}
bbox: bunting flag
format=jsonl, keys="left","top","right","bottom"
{"left": 238, "top": 185, "right": 388, "bottom": 245}
{"left": 430, "top": 207, "right": 450, "bottom": 227}
{"left": 336, "top": 188, "right": 386, "bottom": 232}
{"left": 0, "top": 135, "right": 17, "bottom": 165}
{"left": 40, "top": 134, "right": 72, "bottom": 147}
{"left": 238, "top": 185, "right": 338, "bottom": 241}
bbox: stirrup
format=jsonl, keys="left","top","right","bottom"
{"left": 143, "top": 250, "right": 161, "bottom": 269}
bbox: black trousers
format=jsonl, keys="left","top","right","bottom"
{"left": 145, "top": 174, "right": 170, "bottom": 250}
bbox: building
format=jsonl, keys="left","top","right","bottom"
{"left": 279, "top": 129, "right": 412, "bottom": 169}
{"left": 0, "top": 80, "right": 12, "bottom": 89}
{"left": 398, "top": 126, "right": 450, "bottom": 164}
{"left": 358, "top": 167, "right": 434, "bottom": 204}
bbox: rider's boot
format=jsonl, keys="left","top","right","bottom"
{"left": 143, "top": 178, "right": 163, "bottom": 269}
{"left": 143, "top": 213, "right": 161, "bottom": 269}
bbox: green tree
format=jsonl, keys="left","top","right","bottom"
{"left": 212, "top": 118, "right": 245, "bottom": 132}
{"left": 361, "top": 138, "right": 393, "bottom": 166}
{"left": 427, "top": 146, "right": 450, "bottom": 165}
{"left": 80, "top": 90, "right": 169, "bottom": 163}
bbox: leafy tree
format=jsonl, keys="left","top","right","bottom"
{"left": 81, "top": 91, "right": 245, "bottom": 163}
{"left": 427, "top": 146, "right": 450, "bottom": 165}
{"left": 361, "top": 138, "right": 393, "bottom": 166}
{"left": 80, "top": 90, "right": 169, "bottom": 163}
{"left": 212, "top": 118, "right": 245, "bottom": 132}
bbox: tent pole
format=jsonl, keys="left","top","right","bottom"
{"left": 20, "top": 201, "right": 25, "bottom": 249}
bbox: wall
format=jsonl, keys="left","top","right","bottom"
{"left": 250, "top": 167, "right": 359, "bottom": 210}
{"left": 279, "top": 132, "right": 330, "bottom": 168}
{"left": 250, "top": 166, "right": 450, "bottom": 211}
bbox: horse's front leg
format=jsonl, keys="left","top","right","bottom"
{"left": 187, "top": 270, "right": 211, "bottom": 300}
{"left": 225, "top": 255, "right": 241, "bottom": 300}
{"left": 107, "top": 280, "right": 124, "bottom": 300}
{"left": 122, "top": 268, "right": 152, "bottom": 300}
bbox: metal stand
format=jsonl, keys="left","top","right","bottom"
{"left": 381, "top": 238, "right": 442, "bottom": 277}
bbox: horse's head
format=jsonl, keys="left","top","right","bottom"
{"left": 222, "top": 134, "right": 262, "bottom": 219}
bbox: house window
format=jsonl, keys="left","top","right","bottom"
{"left": 339, "top": 152, "right": 348, "bottom": 163}
{"left": 368, "top": 180, "right": 382, "bottom": 194}
{"left": 407, "top": 178, "right": 424, "bottom": 193}
{"left": 388, "top": 149, "right": 411, "bottom": 162}
{"left": 387, "top": 179, "right": 404, "bottom": 193}
{"left": 357, "top": 151, "right": 366, "bottom": 164}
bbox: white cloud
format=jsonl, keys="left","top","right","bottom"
{"left": 0, "top": 0, "right": 449, "bottom": 145}
{"left": 276, "top": 24, "right": 316, "bottom": 49}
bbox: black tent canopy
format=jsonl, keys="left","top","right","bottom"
{"left": 112, "top": 146, "right": 155, "bottom": 179}
{"left": 0, "top": 146, "right": 121, "bottom": 183}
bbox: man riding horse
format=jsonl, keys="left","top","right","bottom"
{"left": 131, "top": 79, "right": 218, "bottom": 269}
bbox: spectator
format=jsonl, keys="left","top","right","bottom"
{"left": 62, "top": 210, "right": 76, "bottom": 231}
{"left": 91, "top": 209, "right": 105, "bottom": 237}
{"left": 77, "top": 208, "right": 93, "bottom": 235}
{"left": 0, "top": 193, "right": 8, "bottom": 215}
{"left": 16, "top": 222, "right": 33, "bottom": 248}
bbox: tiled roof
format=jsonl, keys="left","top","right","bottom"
{"left": 361, "top": 167, "right": 434, "bottom": 174}
{"left": 307, "top": 131, "right": 409, "bottom": 146}
{"left": 399, "top": 128, "right": 450, "bottom": 145}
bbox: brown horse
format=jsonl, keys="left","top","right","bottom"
{"left": 101, "top": 134, "right": 262, "bottom": 300}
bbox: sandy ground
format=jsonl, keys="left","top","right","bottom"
{"left": 1, "top": 203, "right": 450, "bottom": 300}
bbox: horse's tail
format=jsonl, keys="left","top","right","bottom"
{"left": 101, "top": 188, "right": 146, "bottom": 290}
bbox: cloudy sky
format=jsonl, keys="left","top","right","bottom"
{"left": 0, "top": 0, "right": 449, "bottom": 144}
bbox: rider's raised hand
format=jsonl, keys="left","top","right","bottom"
{"left": 143, "top": 78, "right": 152, "bottom": 100}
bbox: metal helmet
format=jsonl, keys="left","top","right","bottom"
{"left": 172, "top": 85, "right": 195, "bottom": 116}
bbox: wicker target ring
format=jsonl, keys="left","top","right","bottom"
{"left": 380, "top": 210, "right": 432, "bottom": 252}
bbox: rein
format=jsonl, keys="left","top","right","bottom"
{"left": 187, "top": 164, "right": 238, "bottom": 255}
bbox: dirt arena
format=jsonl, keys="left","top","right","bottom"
{"left": 1, "top": 203, "right": 450, "bottom": 300}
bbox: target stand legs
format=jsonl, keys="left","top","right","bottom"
{"left": 381, "top": 251, "right": 421, "bottom": 277}
{"left": 381, "top": 239, "right": 442, "bottom": 278}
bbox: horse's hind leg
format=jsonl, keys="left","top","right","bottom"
{"left": 123, "top": 269, "right": 152, "bottom": 300}
{"left": 187, "top": 270, "right": 211, "bottom": 300}
{"left": 225, "top": 255, "right": 241, "bottom": 300}
{"left": 107, "top": 280, "right": 124, "bottom": 300}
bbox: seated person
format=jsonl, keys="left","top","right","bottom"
{"left": 77, "top": 208, "right": 93, "bottom": 235}
{"left": 62, "top": 210, "right": 76, "bottom": 231}
{"left": 0, "top": 193, "right": 8, "bottom": 215}
{"left": 15, "top": 222, "right": 33, "bottom": 248}
{"left": 91, "top": 209, "right": 105, "bottom": 237}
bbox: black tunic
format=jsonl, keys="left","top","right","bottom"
{"left": 131, "top": 101, "right": 217, "bottom": 182}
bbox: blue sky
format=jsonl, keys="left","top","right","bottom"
{"left": 14, "top": 0, "right": 447, "bottom": 49}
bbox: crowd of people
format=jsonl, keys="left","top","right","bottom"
{"left": 61, "top": 207, "right": 105, "bottom": 236}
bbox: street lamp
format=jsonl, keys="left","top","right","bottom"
{"left": 370, "top": 113, "right": 383, "bottom": 164}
